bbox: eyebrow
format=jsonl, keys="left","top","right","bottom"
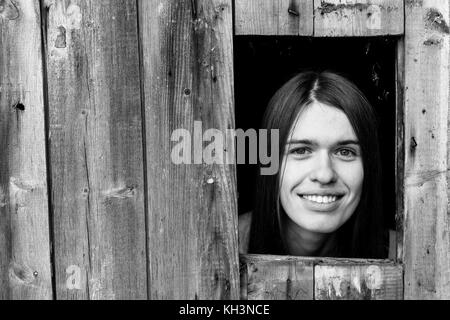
{"left": 286, "top": 139, "right": 360, "bottom": 146}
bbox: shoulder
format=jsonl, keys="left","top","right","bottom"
{"left": 238, "top": 211, "right": 252, "bottom": 254}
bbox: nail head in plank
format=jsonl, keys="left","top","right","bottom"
{"left": 234, "top": 0, "right": 313, "bottom": 35}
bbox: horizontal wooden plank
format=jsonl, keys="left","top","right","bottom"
{"left": 242, "top": 259, "right": 313, "bottom": 300}
{"left": 314, "top": 0, "right": 404, "bottom": 36}
{"left": 234, "top": 0, "right": 313, "bottom": 35}
{"left": 241, "top": 253, "right": 396, "bottom": 265}
{"left": 240, "top": 255, "right": 402, "bottom": 300}
{"left": 314, "top": 264, "right": 403, "bottom": 300}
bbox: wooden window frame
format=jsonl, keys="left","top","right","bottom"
{"left": 234, "top": 0, "right": 450, "bottom": 300}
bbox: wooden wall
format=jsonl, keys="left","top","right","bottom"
{"left": 1, "top": 0, "right": 449, "bottom": 300}
{"left": 1, "top": 0, "right": 239, "bottom": 300}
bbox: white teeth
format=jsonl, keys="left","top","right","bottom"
{"left": 302, "top": 195, "right": 338, "bottom": 203}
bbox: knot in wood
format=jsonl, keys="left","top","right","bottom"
{"left": 410, "top": 137, "right": 418, "bottom": 150}
{"left": 13, "top": 101, "right": 25, "bottom": 111}
{"left": 0, "top": 0, "right": 19, "bottom": 20}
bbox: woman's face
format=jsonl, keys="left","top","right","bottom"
{"left": 279, "top": 101, "right": 364, "bottom": 234}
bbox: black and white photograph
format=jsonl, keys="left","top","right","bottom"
{"left": 1, "top": 0, "right": 449, "bottom": 308}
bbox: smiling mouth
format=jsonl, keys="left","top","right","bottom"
{"left": 299, "top": 194, "right": 344, "bottom": 204}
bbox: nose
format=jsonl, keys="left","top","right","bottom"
{"left": 309, "top": 151, "right": 337, "bottom": 184}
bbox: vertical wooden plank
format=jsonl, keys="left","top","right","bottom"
{"left": 46, "top": 0, "right": 147, "bottom": 299}
{"left": 313, "top": 0, "right": 404, "bottom": 36}
{"left": 388, "top": 230, "right": 397, "bottom": 260}
{"left": 314, "top": 264, "right": 403, "bottom": 300}
{"left": 404, "top": 0, "right": 450, "bottom": 299}
{"left": 0, "top": 0, "right": 52, "bottom": 299}
{"left": 239, "top": 261, "right": 248, "bottom": 300}
{"left": 139, "top": 0, "right": 240, "bottom": 299}
{"left": 242, "top": 256, "right": 313, "bottom": 300}
{"left": 234, "top": 0, "right": 313, "bottom": 35}
{"left": 395, "top": 37, "right": 405, "bottom": 262}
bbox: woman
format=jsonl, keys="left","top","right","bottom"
{"left": 239, "top": 71, "right": 386, "bottom": 258}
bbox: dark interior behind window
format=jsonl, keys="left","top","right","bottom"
{"left": 234, "top": 36, "right": 398, "bottom": 232}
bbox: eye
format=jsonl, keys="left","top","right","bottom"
{"left": 289, "top": 147, "right": 311, "bottom": 156}
{"left": 335, "top": 148, "right": 357, "bottom": 159}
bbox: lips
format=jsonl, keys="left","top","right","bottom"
{"left": 297, "top": 193, "right": 345, "bottom": 212}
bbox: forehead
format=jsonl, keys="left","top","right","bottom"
{"left": 289, "top": 102, "right": 357, "bottom": 142}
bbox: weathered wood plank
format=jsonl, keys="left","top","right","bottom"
{"left": 241, "top": 253, "right": 395, "bottom": 265}
{"left": 46, "top": 0, "right": 147, "bottom": 299}
{"left": 234, "top": 0, "right": 313, "bottom": 35}
{"left": 0, "top": 0, "right": 52, "bottom": 299}
{"left": 313, "top": 0, "right": 404, "bottom": 36}
{"left": 314, "top": 264, "right": 403, "bottom": 300}
{"left": 235, "top": 0, "right": 277, "bottom": 35}
{"left": 388, "top": 230, "right": 397, "bottom": 260}
{"left": 140, "top": 0, "right": 240, "bottom": 299}
{"left": 240, "top": 255, "right": 401, "bottom": 300}
{"left": 278, "top": 0, "right": 313, "bottom": 35}
{"left": 403, "top": 0, "right": 450, "bottom": 299}
{"left": 239, "top": 262, "right": 248, "bottom": 300}
{"left": 241, "top": 255, "right": 313, "bottom": 300}
{"left": 395, "top": 37, "right": 405, "bottom": 262}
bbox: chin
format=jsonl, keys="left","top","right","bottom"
{"left": 305, "top": 225, "right": 339, "bottom": 234}
{"left": 299, "top": 217, "right": 343, "bottom": 234}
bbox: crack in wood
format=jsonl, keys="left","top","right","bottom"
{"left": 406, "top": 169, "right": 449, "bottom": 187}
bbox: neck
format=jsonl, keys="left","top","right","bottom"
{"left": 282, "top": 216, "right": 336, "bottom": 257}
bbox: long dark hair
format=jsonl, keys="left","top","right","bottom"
{"left": 248, "top": 71, "right": 385, "bottom": 258}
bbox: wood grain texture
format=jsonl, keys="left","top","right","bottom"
{"left": 313, "top": 0, "right": 404, "bottom": 36}
{"left": 46, "top": 0, "right": 147, "bottom": 299}
{"left": 234, "top": 0, "right": 313, "bottom": 35}
{"left": 239, "top": 262, "right": 248, "bottom": 299}
{"left": 403, "top": 0, "right": 450, "bottom": 299}
{"left": 241, "top": 255, "right": 313, "bottom": 300}
{"left": 395, "top": 37, "right": 405, "bottom": 262}
{"left": 140, "top": 0, "right": 240, "bottom": 299}
{"left": 240, "top": 255, "right": 401, "bottom": 300}
{"left": 240, "top": 253, "right": 396, "bottom": 265}
{"left": 314, "top": 263, "right": 403, "bottom": 300}
{"left": 0, "top": 0, "right": 52, "bottom": 299}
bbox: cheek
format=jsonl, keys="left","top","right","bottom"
{"left": 279, "top": 159, "right": 307, "bottom": 191}
{"left": 279, "top": 160, "right": 299, "bottom": 205}
{"left": 339, "top": 161, "right": 364, "bottom": 197}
